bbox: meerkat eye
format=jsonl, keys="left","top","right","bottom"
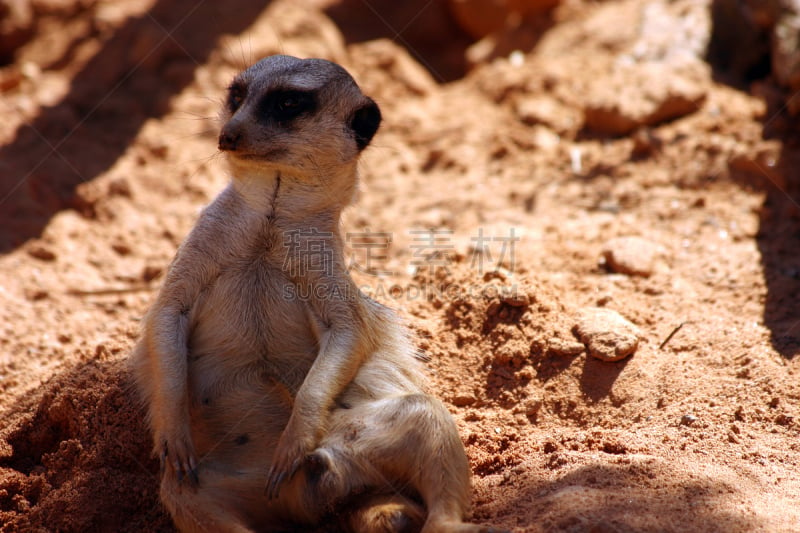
{"left": 278, "top": 96, "right": 299, "bottom": 110}
{"left": 227, "top": 82, "right": 247, "bottom": 112}
{"left": 260, "top": 89, "right": 316, "bottom": 123}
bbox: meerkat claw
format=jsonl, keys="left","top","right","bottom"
{"left": 265, "top": 453, "right": 303, "bottom": 499}
{"left": 265, "top": 467, "right": 288, "bottom": 500}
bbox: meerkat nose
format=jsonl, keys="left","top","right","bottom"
{"left": 218, "top": 129, "right": 242, "bottom": 151}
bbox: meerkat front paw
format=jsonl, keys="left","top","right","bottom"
{"left": 156, "top": 426, "right": 199, "bottom": 487}
{"left": 264, "top": 422, "right": 315, "bottom": 499}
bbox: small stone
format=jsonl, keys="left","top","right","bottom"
{"left": 448, "top": 0, "right": 560, "bottom": 39}
{"left": 452, "top": 393, "right": 476, "bottom": 407}
{"left": 27, "top": 244, "right": 56, "bottom": 261}
{"left": 547, "top": 337, "right": 585, "bottom": 356}
{"left": 95, "top": 343, "right": 109, "bottom": 359}
{"left": 502, "top": 292, "right": 530, "bottom": 308}
{"left": 142, "top": 265, "right": 163, "bottom": 282}
{"left": 600, "top": 236, "right": 662, "bottom": 277}
{"left": 543, "top": 441, "right": 558, "bottom": 453}
{"left": 482, "top": 267, "right": 513, "bottom": 282}
{"left": 680, "top": 414, "right": 697, "bottom": 426}
{"left": 107, "top": 178, "right": 132, "bottom": 197}
{"left": 111, "top": 242, "right": 131, "bottom": 256}
{"left": 24, "top": 288, "right": 48, "bottom": 301}
{"left": 574, "top": 307, "right": 640, "bottom": 362}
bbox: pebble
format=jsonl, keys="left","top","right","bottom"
{"left": 600, "top": 236, "right": 662, "bottom": 277}
{"left": 574, "top": 307, "right": 640, "bottom": 362}
{"left": 107, "top": 178, "right": 132, "bottom": 198}
{"left": 547, "top": 336, "right": 585, "bottom": 356}
{"left": 27, "top": 244, "right": 57, "bottom": 261}
{"left": 142, "top": 265, "right": 163, "bottom": 282}
{"left": 452, "top": 393, "right": 477, "bottom": 407}
{"left": 111, "top": 242, "right": 132, "bottom": 256}
{"left": 448, "top": 0, "right": 561, "bottom": 39}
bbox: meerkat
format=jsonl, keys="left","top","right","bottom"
{"left": 130, "top": 55, "right": 502, "bottom": 533}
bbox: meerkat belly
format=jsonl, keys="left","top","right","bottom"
{"left": 186, "top": 262, "right": 318, "bottom": 412}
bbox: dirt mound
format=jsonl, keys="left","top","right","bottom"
{"left": 0, "top": 360, "right": 170, "bottom": 532}
{"left": 1, "top": 0, "right": 799, "bottom": 531}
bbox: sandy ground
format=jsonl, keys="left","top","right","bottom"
{"left": 1, "top": 0, "right": 799, "bottom": 531}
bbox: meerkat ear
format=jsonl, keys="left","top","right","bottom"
{"left": 350, "top": 98, "right": 382, "bottom": 151}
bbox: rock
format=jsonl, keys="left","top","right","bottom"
{"left": 218, "top": 0, "right": 347, "bottom": 67}
{"left": 448, "top": 0, "right": 560, "bottom": 39}
{"left": 449, "top": 0, "right": 508, "bottom": 39}
{"left": 107, "top": 178, "right": 132, "bottom": 198}
{"left": 24, "top": 287, "right": 48, "bottom": 301}
{"left": 27, "top": 244, "right": 56, "bottom": 261}
{"left": 600, "top": 236, "right": 663, "bottom": 277}
{"left": 515, "top": 95, "right": 580, "bottom": 136}
{"left": 111, "top": 241, "right": 131, "bottom": 256}
{"left": 452, "top": 392, "right": 477, "bottom": 407}
{"left": 583, "top": 62, "right": 707, "bottom": 135}
{"left": 346, "top": 39, "right": 437, "bottom": 100}
{"left": 32, "top": 0, "right": 96, "bottom": 17}
{"left": 141, "top": 265, "right": 163, "bottom": 283}
{"left": 547, "top": 336, "right": 585, "bottom": 356}
{"left": 633, "top": 0, "right": 711, "bottom": 65}
{"left": 574, "top": 307, "right": 640, "bottom": 362}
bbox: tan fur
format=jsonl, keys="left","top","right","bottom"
{"left": 129, "top": 56, "right": 501, "bottom": 533}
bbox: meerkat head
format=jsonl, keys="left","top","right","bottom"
{"left": 218, "top": 55, "right": 381, "bottom": 178}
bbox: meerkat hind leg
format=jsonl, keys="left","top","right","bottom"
{"left": 345, "top": 493, "right": 426, "bottom": 533}
{"left": 159, "top": 469, "right": 257, "bottom": 533}
{"left": 318, "top": 394, "right": 495, "bottom": 533}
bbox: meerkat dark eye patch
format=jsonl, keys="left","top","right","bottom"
{"left": 227, "top": 82, "right": 247, "bottom": 112}
{"left": 258, "top": 89, "right": 317, "bottom": 124}
{"left": 350, "top": 98, "right": 381, "bottom": 151}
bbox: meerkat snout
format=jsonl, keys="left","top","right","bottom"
{"left": 218, "top": 129, "right": 241, "bottom": 151}
{"left": 217, "top": 55, "right": 381, "bottom": 172}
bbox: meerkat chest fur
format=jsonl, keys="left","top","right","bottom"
{"left": 184, "top": 179, "right": 348, "bottom": 392}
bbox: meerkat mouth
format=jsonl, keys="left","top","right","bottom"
{"left": 228, "top": 150, "right": 287, "bottom": 162}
